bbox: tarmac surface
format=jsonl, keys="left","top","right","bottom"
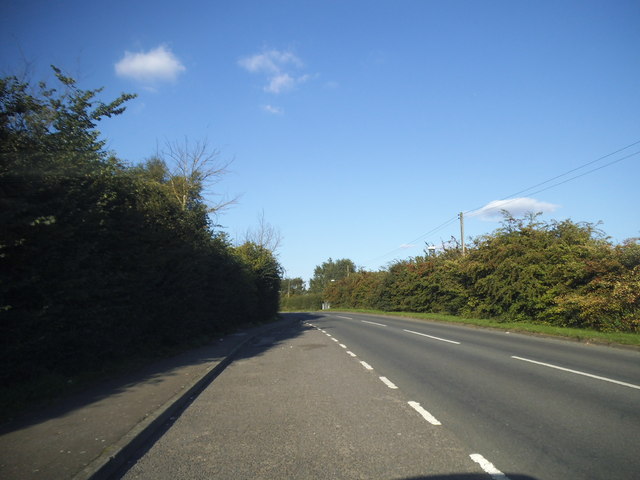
{"left": 118, "top": 318, "right": 489, "bottom": 479}
{"left": 1, "top": 313, "right": 535, "bottom": 480}
{"left": 0, "top": 316, "right": 300, "bottom": 480}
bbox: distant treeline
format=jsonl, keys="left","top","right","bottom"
{"left": 0, "top": 68, "right": 281, "bottom": 400}
{"left": 285, "top": 215, "right": 639, "bottom": 333}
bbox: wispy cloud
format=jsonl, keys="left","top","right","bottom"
{"left": 239, "top": 49, "right": 309, "bottom": 94}
{"left": 265, "top": 73, "right": 295, "bottom": 94}
{"left": 262, "top": 104, "right": 284, "bottom": 115}
{"left": 469, "top": 197, "right": 560, "bottom": 220}
{"left": 238, "top": 49, "right": 302, "bottom": 74}
{"left": 115, "top": 45, "right": 185, "bottom": 84}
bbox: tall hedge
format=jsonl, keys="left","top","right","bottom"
{"left": 1, "top": 68, "right": 281, "bottom": 397}
{"left": 324, "top": 214, "right": 639, "bottom": 332}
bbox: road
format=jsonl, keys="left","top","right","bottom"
{"left": 311, "top": 312, "right": 640, "bottom": 480}
{"left": 118, "top": 317, "right": 502, "bottom": 479}
{"left": 118, "top": 312, "right": 639, "bottom": 479}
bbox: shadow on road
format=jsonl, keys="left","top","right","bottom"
{"left": 112, "top": 313, "right": 542, "bottom": 480}
{"left": 110, "top": 313, "right": 324, "bottom": 478}
{"left": 395, "top": 476, "right": 538, "bottom": 480}
{"left": 232, "top": 312, "right": 325, "bottom": 361}
{"left": 0, "top": 313, "right": 321, "bottom": 436}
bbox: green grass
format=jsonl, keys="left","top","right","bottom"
{"left": 302, "top": 308, "right": 640, "bottom": 348}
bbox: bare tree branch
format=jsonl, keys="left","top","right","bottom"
{"left": 161, "top": 137, "right": 238, "bottom": 213}
{"left": 244, "top": 211, "right": 282, "bottom": 253}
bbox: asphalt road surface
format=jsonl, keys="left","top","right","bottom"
{"left": 118, "top": 313, "right": 639, "bottom": 479}
{"left": 306, "top": 312, "right": 640, "bottom": 480}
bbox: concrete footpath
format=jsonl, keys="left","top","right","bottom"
{"left": 0, "top": 315, "right": 300, "bottom": 480}
{"left": 119, "top": 316, "right": 494, "bottom": 479}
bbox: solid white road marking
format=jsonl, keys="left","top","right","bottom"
{"left": 339, "top": 344, "right": 347, "bottom": 349}
{"left": 469, "top": 454, "right": 510, "bottom": 480}
{"left": 336, "top": 315, "right": 353, "bottom": 320}
{"left": 347, "top": 351, "right": 357, "bottom": 357}
{"left": 512, "top": 356, "right": 640, "bottom": 390}
{"left": 407, "top": 401, "right": 441, "bottom": 425}
{"left": 403, "top": 329, "right": 461, "bottom": 345}
{"left": 361, "top": 320, "right": 387, "bottom": 327}
{"left": 379, "top": 376, "right": 398, "bottom": 389}
{"left": 360, "top": 361, "right": 374, "bottom": 370}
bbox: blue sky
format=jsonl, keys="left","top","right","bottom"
{"left": 2, "top": 0, "right": 639, "bottom": 284}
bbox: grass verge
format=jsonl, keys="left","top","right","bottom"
{"left": 311, "top": 308, "right": 640, "bottom": 348}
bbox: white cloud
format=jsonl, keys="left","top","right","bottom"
{"left": 238, "top": 49, "right": 302, "bottom": 74}
{"left": 470, "top": 197, "right": 560, "bottom": 221}
{"left": 239, "top": 49, "right": 308, "bottom": 94}
{"left": 262, "top": 104, "right": 284, "bottom": 115}
{"left": 265, "top": 73, "right": 295, "bottom": 94}
{"left": 264, "top": 73, "right": 310, "bottom": 94}
{"left": 115, "top": 45, "right": 185, "bottom": 83}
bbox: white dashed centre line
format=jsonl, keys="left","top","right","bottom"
{"left": 469, "top": 454, "right": 510, "bottom": 480}
{"left": 407, "top": 401, "right": 441, "bottom": 425}
{"left": 331, "top": 337, "right": 339, "bottom": 342}
{"left": 336, "top": 315, "right": 353, "bottom": 320}
{"left": 512, "top": 356, "right": 640, "bottom": 390}
{"left": 360, "top": 361, "right": 374, "bottom": 370}
{"left": 379, "top": 376, "right": 398, "bottom": 389}
{"left": 403, "top": 329, "right": 460, "bottom": 345}
{"left": 346, "top": 351, "right": 357, "bottom": 357}
{"left": 339, "top": 344, "right": 347, "bottom": 349}
{"left": 361, "top": 320, "right": 387, "bottom": 327}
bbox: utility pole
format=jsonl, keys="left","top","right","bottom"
{"left": 459, "top": 212, "right": 466, "bottom": 256}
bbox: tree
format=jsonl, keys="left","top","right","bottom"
{"left": 159, "top": 137, "right": 237, "bottom": 213}
{"left": 134, "top": 156, "right": 169, "bottom": 183}
{"left": 1, "top": 67, "right": 138, "bottom": 387}
{"left": 1, "top": 67, "right": 137, "bottom": 298}
{"left": 233, "top": 242, "right": 283, "bottom": 320}
{"left": 282, "top": 277, "right": 306, "bottom": 297}
{"left": 243, "top": 211, "right": 282, "bottom": 252}
{"left": 301, "top": 214, "right": 639, "bottom": 331}
{"left": 309, "top": 258, "right": 356, "bottom": 293}
{"left": 1, "top": 66, "right": 135, "bottom": 160}
{"left": 0, "top": 66, "right": 298, "bottom": 420}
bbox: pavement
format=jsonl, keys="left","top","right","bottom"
{"left": 0, "top": 315, "right": 301, "bottom": 480}
{"left": 117, "top": 316, "right": 493, "bottom": 480}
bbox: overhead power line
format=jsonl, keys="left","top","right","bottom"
{"left": 465, "top": 138, "right": 640, "bottom": 216}
{"left": 365, "top": 216, "right": 458, "bottom": 265}
{"left": 505, "top": 149, "right": 640, "bottom": 199}
{"left": 365, "top": 137, "right": 640, "bottom": 268}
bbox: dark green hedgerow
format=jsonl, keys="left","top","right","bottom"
{"left": 0, "top": 69, "right": 281, "bottom": 416}
{"left": 323, "top": 214, "right": 639, "bottom": 333}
